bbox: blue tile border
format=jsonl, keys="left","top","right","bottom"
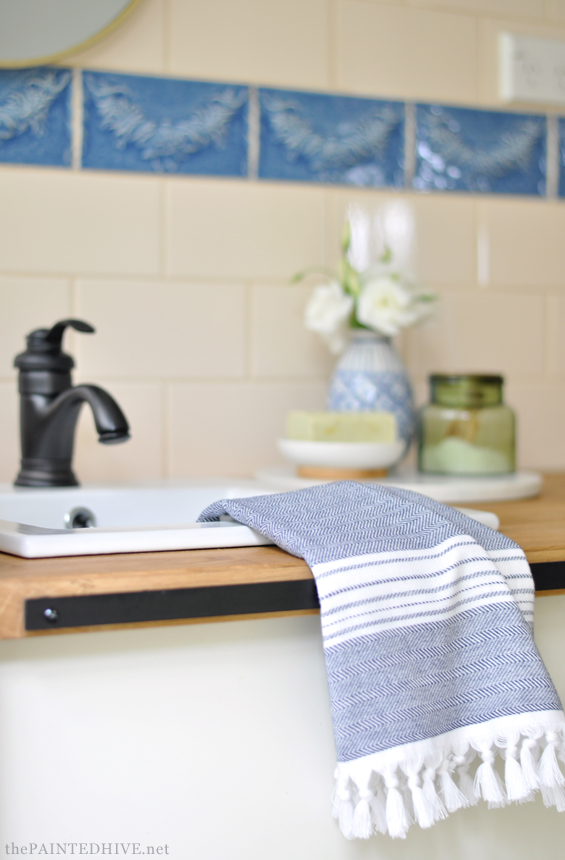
{"left": 82, "top": 71, "right": 248, "bottom": 176}
{"left": 415, "top": 104, "right": 546, "bottom": 195}
{"left": 0, "top": 67, "right": 72, "bottom": 167}
{"left": 2, "top": 64, "right": 565, "bottom": 200}
{"left": 258, "top": 88, "right": 404, "bottom": 188}
{"left": 557, "top": 118, "right": 565, "bottom": 198}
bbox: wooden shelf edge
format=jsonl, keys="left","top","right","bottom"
{"left": 2, "top": 472, "right": 565, "bottom": 639}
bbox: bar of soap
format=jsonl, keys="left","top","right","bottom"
{"left": 286, "top": 411, "right": 397, "bottom": 443}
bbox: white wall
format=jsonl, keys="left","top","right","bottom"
{"left": 0, "top": 596, "right": 564, "bottom": 857}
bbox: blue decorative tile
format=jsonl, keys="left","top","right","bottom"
{"left": 82, "top": 71, "right": 248, "bottom": 175}
{"left": 415, "top": 105, "right": 546, "bottom": 195}
{"left": 258, "top": 88, "right": 404, "bottom": 187}
{"left": 0, "top": 67, "right": 72, "bottom": 167}
{"left": 557, "top": 118, "right": 565, "bottom": 197}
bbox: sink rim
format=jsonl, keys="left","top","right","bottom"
{"left": 0, "top": 478, "right": 277, "bottom": 559}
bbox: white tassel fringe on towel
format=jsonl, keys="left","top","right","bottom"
{"left": 333, "top": 711, "right": 565, "bottom": 839}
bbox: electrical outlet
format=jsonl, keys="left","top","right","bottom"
{"left": 499, "top": 32, "right": 565, "bottom": 106}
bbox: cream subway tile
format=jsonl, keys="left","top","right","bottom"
{"left": 65, "top": 0, "right": 166, "bottom": 74}
{"left": 336, "top": 1, "right": 477, "bottom": 103}
{"left": 327, "top": 190, "right": 477, "bottom": 287}
{"left": 505, "top": 382, "right": 565, "bottom": 470}
{"left": 412, "top": 197, "right": 477, "bottom": 287}
{"left": 405, "top": 292, "right": 545, "bottom": 379}
{"left": 251, "top": 284, "right": 334, "bottom": 378}
{"left": 169, "top": 0, "right": 330, "bottom": 89}
{"left": 74, "top": 382, "right": 164, "bottom": 482}
{"left": 547, "top": 0, "right": 565, "bottom": 22}
{"left": 167, "top": 180, "right": 326, "bottom": 280}
{"left": 0, "top": 169, "right": 161, "bottom": 276}
{"left": 481, "top": 199, "right": 565, "bottom": 289}
{"left": 477, "top": 16, "right": 565, "bottom": 106}
{"left": 546, "top": 295, "right": 565, "bottom": 374}
{"left": 168, "top": 382, "right": 326, "bottom": 477}
{"left": 0, "top": 382, "right": 19, "bottom": 484}
{"left": 75, "top": 280, "right": 246, "bottom": 379}
{"left": 0, "top": 277, "right": 71, "bottom": 377}
{"left": 407, "top": 0, "right": 544, "bottom": 19}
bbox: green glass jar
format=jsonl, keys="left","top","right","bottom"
{"left": 418, "top": 375, "right": 516, "bottom": 475}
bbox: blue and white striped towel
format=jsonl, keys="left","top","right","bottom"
{"left": 198, "top": 481, "right": 565, "bottom": 839}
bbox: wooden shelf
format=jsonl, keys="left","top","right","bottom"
{"left": 468, "top": 473, "right": 565, "bottom": 564}
{"left": 1, "top": 473, "right": 565, "bottom": 640}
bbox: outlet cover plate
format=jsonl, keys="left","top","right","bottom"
{"left": 499, "top": 32, "right": 565, "bottom": 106}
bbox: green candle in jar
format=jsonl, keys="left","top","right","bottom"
{"left": 418, "top": 374, "right": 516, "bottom": 475}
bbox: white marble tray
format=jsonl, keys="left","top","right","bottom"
{"left": 255, "top": 466, "right": 542, "bottom": 504}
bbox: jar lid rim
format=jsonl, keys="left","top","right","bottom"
{"left": 430, "top": 374, "right": 504, "bottom": 384}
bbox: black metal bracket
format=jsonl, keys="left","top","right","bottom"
{"left": 529, "top": 560, "right": 565, "bottom": 592}
{"left": 25, "top": 579, "right": 320, "bottom": 631}
{"left": 23, "top": 561, "right": 565, "bottom": 633}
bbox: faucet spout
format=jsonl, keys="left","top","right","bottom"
{"left": 15, "top": 384, "right": 130, "bottom": 487}
{"left": 62, "top": 385, "right": 130, "bottom": 445}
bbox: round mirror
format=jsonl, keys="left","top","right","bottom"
{"left": 0, "top": 0, "right": 143, "bottom": 68}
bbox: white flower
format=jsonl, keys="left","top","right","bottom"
{"left": 304, "top": 282, "right": 354, "bottom": 353}
{"left": 356, "top": 276, "right": 427, "bottom": 337}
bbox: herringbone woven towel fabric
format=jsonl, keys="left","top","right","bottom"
{"left": 198, "top": 481, "right": 565, "bottom": 840}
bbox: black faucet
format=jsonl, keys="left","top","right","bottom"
{"left": 14, "top": 319, "right": 130, "bottom": 487}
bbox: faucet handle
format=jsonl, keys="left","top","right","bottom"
{"left": 15, "top": 319, "right": 96, "bottom": 373}
{"left": 45, "top": 319, "right": 95, "bottom": 345}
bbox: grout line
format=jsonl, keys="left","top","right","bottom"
{"left": 163, "top": 0, "right": 173, "bottom": 74}
{"left": 477, "top": 230, "right": 490, "bottom": 289}
{"left": 0, "top": 270, "right": 303, "bottom": 287}
{"left": 359, "top": 1, "right": 549, "bottom": 26}
{"left": 322, "top": 188, "right": 330, "bottom": 269}
{"left": 328, "top": 0, "right": 339, "bottom": 90}
{"left": 159, "top": 179, "right": 168, "bottom": 276}
{"left": 65, "top": 278, "right": 80, "bottom": 358}
{"left": 545, "top": 295, "right": 556, "bottom": 377}
{"left": 476, "top": 201, "right": 490, "bottom": 289}
{"left": 69, "top": 376, "right": 331, "bottom": 386}
{"left": 0, "top": 270, "right": 558, "bottom": 293}
{"left": 70, "top": 277, "right": 78, "bottom": 316}
{"left": 546, "top": 114, "right": 560, "bottom": 199}
{"left": 474, "top": 12, "right": 480, "bottom": 106}
{"left": 71, "top": 68, "right": 84, "bottom": 171}
{"left": 403, "top": 103, "right": 416, "bottom": 189}
{"left": 247, "top": 87, "right": 260, "bottom": 180}
{"left": 161, "top": 381, "right": 170, "bottom": 478}
{"left": 244, "top": 283, "right": 254, "bottom": 379}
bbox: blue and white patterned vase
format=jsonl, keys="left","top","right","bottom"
{"left": 327, "top": 329, "right": 415, "bottom": 446}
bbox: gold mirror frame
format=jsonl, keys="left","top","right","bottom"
{"left": 0, "top": 0, "right": 144, "bottom": 69}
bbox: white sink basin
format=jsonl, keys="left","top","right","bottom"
{"left": 0, "top": 480, "right": 275, "bottom": 558}
{"left": 0, "top": 479, "right": 500, "bottom": 559}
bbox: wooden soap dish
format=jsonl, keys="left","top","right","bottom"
{"left": 297, "top": 465, "right": 388, "bottom": 480}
